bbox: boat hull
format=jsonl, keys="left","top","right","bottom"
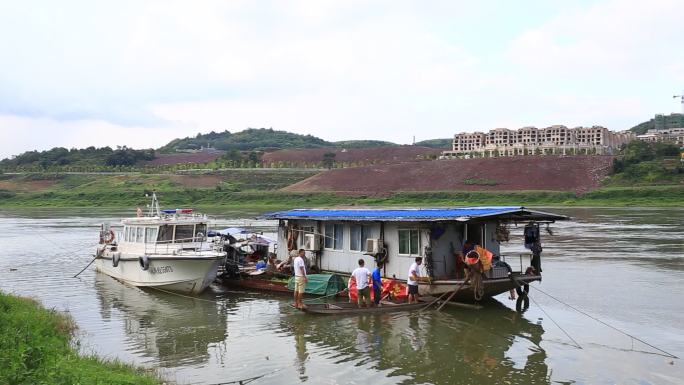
{"left": 296, "top": 300, "right": 425, "bottom": 315}
{"left": 418, "top": 274, "right": 540, "bottom": 303}
{"left": 221, "top": 276, "right": 291, "bottom": 293}
{"left": 96, "top": 254, "right": 221, "bottom": 295}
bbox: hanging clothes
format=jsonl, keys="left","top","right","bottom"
{"left": 524, "top": 223, "right": 540, "bottom": 249}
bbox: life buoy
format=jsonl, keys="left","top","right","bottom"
{"left": 112, "top": 253, "right": 120, "bottom": 268}
{"left": 139, "top": 255, "right": 150, "bottom": 271}
{"left": 100, "top": 230, "right": 115, "bottom": 244}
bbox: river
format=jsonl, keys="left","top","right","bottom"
{"left": 0, "top": 207, "right": 682, "bottom": 385}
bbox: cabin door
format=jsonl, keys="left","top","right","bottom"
{"left": 465, "top": 223, "right": 484, "bottom": 247}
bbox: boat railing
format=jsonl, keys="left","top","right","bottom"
{"left": 499, "top": 252, "right": 533, "bottom": 273}
{"left": 145, "top": 236, "right": 222, "bottom": 256}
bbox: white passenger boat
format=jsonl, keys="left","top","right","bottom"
{"left": 95, "top": 193, "right": 226, "bottom": 295}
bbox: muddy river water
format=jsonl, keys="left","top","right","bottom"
{"left": 0, "top": 207, "right": 682, "bottom": 385}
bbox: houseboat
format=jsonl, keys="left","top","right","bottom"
{"left": 265, "top": 207, "right": 568, "bottom": 302}
{"left": 95, "top": 193, "right": 226, "bottom": 295}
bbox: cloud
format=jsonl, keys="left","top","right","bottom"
{"left": 0, "top": 0, "right": 682, "bottom": 158}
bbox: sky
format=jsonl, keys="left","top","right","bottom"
{"left": 1, "top": 0, "right": 683, "bottom": 159}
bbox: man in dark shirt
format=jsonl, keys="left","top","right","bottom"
{"left": 372, "top": 263, "right": 383, "bottom": 306}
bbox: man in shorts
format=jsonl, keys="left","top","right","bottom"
{"left": 407, "top": 257, "right": 422, "bottom": 304}
{"left": 293, "top": 249, "right": 308, "bottom": 309}
{"left": 351, "top": 259, "right": 371, "bottom": 308}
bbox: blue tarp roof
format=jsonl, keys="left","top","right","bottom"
{"left": 264, "top": 206, "right": 568, "bottom": 222}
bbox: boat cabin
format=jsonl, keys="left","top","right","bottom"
{"left": 265, "top": 207, "right": 568, "bottom": 282}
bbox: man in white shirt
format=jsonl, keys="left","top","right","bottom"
{"left": 293, "top": 249, "right": 308, "bottom": 309}
{"left": 351, "top": 259, "right": 371, "bottom": 308}
{"left": 407, "top": 257, "right": 423, "bottom": 304}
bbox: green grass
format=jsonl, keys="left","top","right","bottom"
{"left": 0, "top": 291, "right": 160, "bottom": 385}
{"left": 1, "top": 172, "right": 683, "bottom": 209}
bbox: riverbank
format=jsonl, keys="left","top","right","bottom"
{"left": 0, "top": 291, "right": 160, "bottom": 384}
{"left": 0, "top": 185, "right": 682, "bottom": 209}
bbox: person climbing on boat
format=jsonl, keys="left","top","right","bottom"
{"left": 351, "top": 259, "right": 371, "bottom": 308}
{"left": 407, "top": 257, "right": 422, "bottom": 304}
{"left": 293, "top": 249, "right": 308, "bottom": 309}
{"left": 372, "top": 262, "right": 383, "bottom": 306}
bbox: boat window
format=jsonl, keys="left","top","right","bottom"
{"left": 324, "top": 223, "right": 344, "bottom": 250}
{"left": 350, "top": 224, "right": 372, "bottom": 251}
{"left": 135, "top": 227, "right": 144, "bottom": 243}
{"left": 158, "top": 225, "right": 173, "bottom": 242}
{"left": 145, "top": 227, "right": 158, "bottom": 243}
{"left": 195, "top": 224, "right": 207, "bottom": 238}
{"left": 175, "top": 225, "right": 195, "bottom": 242}
{"left": 298, "top": 226, "right": 315, "bottom": 248}
{"left": 398, "top": 229, "right": 420, "bottom": 255}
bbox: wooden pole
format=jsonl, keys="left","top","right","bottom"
{"left": 436, "top": 277, "right": 470, "bottom": 312}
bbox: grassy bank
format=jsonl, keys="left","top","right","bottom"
{"left": 0, "top": 291, "right": 160, "bottom": 385}
{"left": 1, "top": 185, "right": 683, "bottom": 209}
{"left": 1, "top": 171, "right": 682, "bottom": 209}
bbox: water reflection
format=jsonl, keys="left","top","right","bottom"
{"left": 94, "top": 273, "right": 229, "bottom": 367}
{"left": 281, "top": 300, "right": 549, "bottom": 385}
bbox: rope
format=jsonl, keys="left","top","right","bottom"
{"left": 531, "top": 285, "right": 679, "bottom": 359}
{"left": 146, "top": 285, "right": 218, "bottom": 303}
{"left": 208, "top": 366, "right": 286, "bottom": 384}
{"left": 72, "top": 253, "right": 99, "bottom": 278}
{"left": 302, "top": 288, "right": 347, "bottom": 303}
{"left": 471, "top": 270, "right": 484, "bottom": 301}
{"left": 528, "top": 294, "right": 582, "bottom": 349}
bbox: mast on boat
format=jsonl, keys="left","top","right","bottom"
{"left": 147, "top": 191, "right": 161, "bottom": 217}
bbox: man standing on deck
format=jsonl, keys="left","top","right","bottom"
{"left": 293, "top": 249, "right": 308, "bottom": 309}
{"left": 372, "top": 262, "right": 383, "bottom": 306}
{"left": 407, "top": 257, "right": 423, "bottom": 304}
{"left": 351, "top": 259, "right": 371, "bottom": 308}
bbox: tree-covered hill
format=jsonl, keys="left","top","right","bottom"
{"left": 414, "top": 138, "right": 452, "bottom": 149}
{"left": 629, "top": 119, "right": 655, "bottom": 135}
{"left": 332, "top": 140, "right": 397, "bottom": 148}
{"left": 159, "top": 128, "right": 332, "bottom": 153}
{"left": 0, "top": 146, "right": 155, "bottom": 170}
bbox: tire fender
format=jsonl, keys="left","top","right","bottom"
{"left": 139, "top": 255, "right": 150, "bottom": 271}
{"left": 112, "top": 253, "right": 121, "bottom": 268}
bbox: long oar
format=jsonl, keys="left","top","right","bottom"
{"left": 419, "top": 289, "right": 453, "bottom": 312}
{"left": 436, "top": 277, "right": 470, "bottom": 312}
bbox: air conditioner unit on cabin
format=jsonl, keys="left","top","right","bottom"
{"left": 304, "top": 234, "right": 321, "bottom": 251}
{"left": 365, "top": 238, "right": 383, "bottom": 254}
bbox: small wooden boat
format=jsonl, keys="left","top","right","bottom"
{"left": 294, "top": 300, "right": 425, "bottom": 315}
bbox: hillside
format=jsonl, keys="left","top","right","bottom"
{"left": 283, "top": 155, "right": 615, "bottom": 194}
{"left": 414, "top": 138, "right": 452, "bottom": 149}
{"left": 261, "top": 146, "right": 442, "bottom": 168}
{"left": 630, "top": 119, "right": 655, "bottom": 135}
{"left": 158, "top": 128, "right": 331, "bottom": 153}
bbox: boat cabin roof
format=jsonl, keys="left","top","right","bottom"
{"left": 121, "top": 215, "right": 208, "bottom": 226}
{"left": 264, "top": 206, "right": 568, "bottom": 223}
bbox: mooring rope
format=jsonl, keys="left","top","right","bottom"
{"left": 145, "top": 285, "right": 219, "bottom": 303}
{"left": 531, "top": 285, "right": 679, "bottom": 359}
{"left": 528, "top": 294, "right": 582, "bottom": 349}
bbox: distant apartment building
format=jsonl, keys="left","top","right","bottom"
{"left": 441, "top": 125, "right": 634, "bottom": 158}
{"left": 654, "top": 113, "right": 684, "bottom": 130}
{"left": 637, "top": 128, "right": 684, "bottom": 147}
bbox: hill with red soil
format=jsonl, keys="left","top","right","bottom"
{"left": 283, "top": 156, "right": 614, "bottom": 194}
{"left": 142, "top": 152, "right": 224, "bottom": 166}
{"left": 261, "top": 146, "right": 441, "bottom": 167}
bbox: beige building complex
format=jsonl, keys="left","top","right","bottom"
{"left": 441, "top": 125, "right": 635, "bottom": 158}
{"left": 637, "top": 128, "right": 684, "bottom": 147}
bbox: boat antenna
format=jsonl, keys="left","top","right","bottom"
{"left": 148, "top": 190, "right": 161, "bottom": 217}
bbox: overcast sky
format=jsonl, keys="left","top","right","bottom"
{"left": 1, "top": 0, "right": 683, "bottom": 159}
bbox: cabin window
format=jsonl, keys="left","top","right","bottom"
{"left": 145, "top": 227, "right": 158, "bottom": 243}
{"left": 175, "top": 225, "right": 195, "bottom": 242}
{"left": 324, "top": 224, "right": 344, "bottom": 250}
{"left": 350, "top": 224, "right": 372, "bottom": 252}
{"left": 298, "top": 226, "right": 315, "bottom": 248}
{"left": 135, "top": 227, "right": 144, "bottom": 243}
{"left": 195, "top": 224, "right": 207, "bottom": 238}
{"left": 158, "top": 225, "right": 174, "bottom": 242}
{"left": 398, "top": 229, "right": 420, "bottom": 255}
